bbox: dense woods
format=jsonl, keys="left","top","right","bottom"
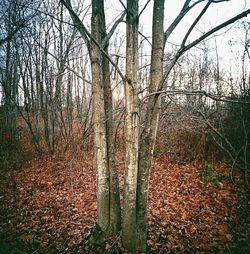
{"left": 0, "top": 0, "right": 250, "bottom": 253}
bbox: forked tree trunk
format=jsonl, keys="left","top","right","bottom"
{"left": 61, "top": 0, "right": 121, "bottom": 238}
{"left": 136, "top": 0, "right": 165, "bottom": 252}
{"left": 91, "top": 0, "right": 112, "bottom": 235}
{"left": 122, "top": 0, "right": 139, "bottom": 251}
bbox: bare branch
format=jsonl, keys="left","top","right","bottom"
{"left": 164, "top": 0, "right": 232, "bottom": 44}
{"left": 147, "top": 89, "right": 250, "bottom": 104}
{"left": 0, "top": 13, "right": 36, "bottom": 46}
{"left": 61, "top": 0, "right": 126, "bottom": 82}
{"left": 60, "top": 0, "right": 90, "bottom": 47}
{"left": 138, "top": 0, "right": 151, "bottom": 17}
{"left": 29, "top": 31, "right": 91, "bottom": 84}
{"left": 157, "top": 8, "right": 250, "bottom": 95}
{"left": 181, "top": 1, "right": 212, "bottom": 48}
{"left": 139, "top": 31, "right": 152, "bottom": 46}
{"left": 100, "top": 11, "right": 126, "bottom": 49}
{"left": 164, "top": 0, "right": 204, "bottom": 43}
{"left": 199, "top": 110, "right": 237, "bottom": 160}
{"left": 189, "top": 0, "right": 205, "bottom": 9}
{"left": 183, "top": 8, "right": 250, "bottom": 52}
{"left": 119, "top": 0, "right": 127, "bottom": 12}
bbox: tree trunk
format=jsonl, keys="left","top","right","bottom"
{"left": 102, "top": 47, "right": 121, "bottom": 233}
{"left": 136, "top": 0, "right": 165, "bottom": 252}
{"left": 3, "top": 37, "right": 12, "bottom": 128}
{"left": 122, "top": 0, "right": 139, "bottom": 251}
{"left": 100, "top": 1, "right": 121, "bottom": 234}
{"left": 61, "top": 0, "right": 122, "bottom": 240}
{"left": 90, "top": 0, "right": 110, "bottom": 233}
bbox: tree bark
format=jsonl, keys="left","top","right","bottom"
{"left": 136, "top": 0, "right": 165, "bottom": 252}
{"left": 122, "top": 0, "right": 139, "bottom": 251}
{"left": 100, "top": 2, "right": 121, "bottom": 234}
{"left": 90, "top": 0, "right": 110, "bottom": 233}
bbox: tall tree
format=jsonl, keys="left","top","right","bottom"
{"left": 60, "top": 0, "right": 122, "bottom": 239}
{"left": 136, "top": 0, "right": 165, "bottom": 251}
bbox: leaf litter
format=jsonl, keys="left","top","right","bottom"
{"left": 0, "top": 149, "right": 249, "bottom": 253}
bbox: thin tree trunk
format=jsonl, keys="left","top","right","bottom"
{"left": 122, "top": 0, "right": 139, "bottom": 251}
{"left": 3, "top": 38, "right": 11, "bottom": 128}
{"left": 101, "top": 11, "right": 121, "bottom": 232}
{"left": 61, "top": 0, "right": 121, "bottom": 239}
{"left": 136, "top": 0, "right": 165, "bottom": 252}
{"left": 90, "top": 0, "right": 110, "bottom": 233}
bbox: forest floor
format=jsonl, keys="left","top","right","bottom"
{"left": 0, "top": 133, "right": 250, "bottom": 253}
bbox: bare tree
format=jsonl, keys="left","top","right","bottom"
{"left": 60, "top": 0, "right": 123, "bottom": 240}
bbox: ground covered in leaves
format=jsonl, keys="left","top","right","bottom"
{"left": 0, "top": 147, "right": 250, "bottom": 253}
